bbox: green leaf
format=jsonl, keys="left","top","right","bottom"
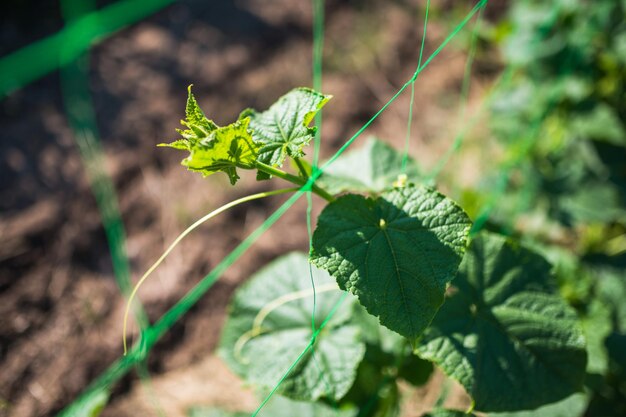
{"left": 310, "top": 185, "right": 472, "bottom": 342}
{"left": 182, "top": 117, "right": 259, "bottom": 185}
{"left": 185, "top": 85, "right": 217, "bottom": 129}
{"left": 489, "top": 392, "right": 589, "bottom": 417}
{"left": 241, "top": 87, "right": 331, "bottom": 174}
{"left": 416, "top": 232, "right": 587, "bottom": 412}
{"left": 219, "top": 253, "right": 365, "bottom": 402}
{"left": 318, "top": 137, "right": 421, "bottom": 194}
{"left": 160, "top": 86, "right": 258, "bottom": 185}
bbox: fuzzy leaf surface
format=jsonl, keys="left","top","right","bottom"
{"left": 160, "top": 87, "right": 257, "bottom": 185}
{"left": 219, "top": 253, "right": 364, "bottom": 402}
{"left": 416, "top": 232, "right": 587, "bottom": 412}
{"left": 310, "top": 185, "right": 471, "bottom": 342}
{"left": 318, "top": 137, "right": 421, "bottom": 194}
{"left": 182, "top": 118, "right": 258, "bottom": 185}
{"left": 161, "top": 86, "right": 218, "bottom": 150}
{"left": 241, "top": 87, "right": 331, "bottom": 173}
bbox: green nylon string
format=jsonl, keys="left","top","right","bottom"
{"left": 58, "top": 2, "right": 489, "bottom": 415}
{"left": 122, "top": 187, "right": 299, "bottom": 355}
{"left": 311, "top": 350, "right": 341, "bottom": 412}
{"left": 305, "top": 2, "right": 344, "bottom": 413}
{"left": 306, "top": 0, "right": 330, "bottom": 410}
{"left": 312, "top": 0, "right": 325, "bottom": 168}
{"left": 251, "top": 292, "right": 349, "bottom": 417}
{"left": 60, "top": 0, "right": 148, "bottom": 328}
{"left": 318, "top": 0, "right": 488, "bottom": 177}
{"left": 0, "top": 0, "right": 176, "bottom": 98}
{"left": 401, "top": 0, "right": 430, "bottom": 175}
{"left": 307, "top": 192, "right": 317, "bottom": 334}
{"left": 58, "top": 189, "right": 304, "bottom": 417}
{"left": 427, "top": 5, "right": 484, "bottom": 181}
{"left": 59, "top": 0, "right": 159, "bottom": 413}
{"left": 308, "top": 0, "right": 325, "bottom": 334}
{"left": 426, "top": 66, "right": 514, "bottom": 184}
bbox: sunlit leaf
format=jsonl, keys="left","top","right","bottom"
{"left": 219, "top": 253, "right": 364, "bottom": 402}
{"left": 160, "top": 87, "right": 258, "bottom": 185}
{"left": 416, "top": 232, "right": 587, "bottom": 412}
{"left": 241, "top": 87, "right": 331, "bottom": 178}
{"left": 311, "top": 185, "right": 471, "bottom": 342}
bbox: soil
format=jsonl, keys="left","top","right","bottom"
{"left": 1, "top": 1, "right": 494, "bottom": 416}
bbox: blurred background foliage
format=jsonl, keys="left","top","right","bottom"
{"left": 467, "top": 0, "right": 626, "bottom": 415}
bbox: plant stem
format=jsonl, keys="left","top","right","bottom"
{"left": 256, "top": 161, "right": 335, "bottom": 202}
{"left": 122, "top": 186, "right": 299, "bottom": 354}
{"left": 294, "top": 157, "right": 310, "bottom": 179}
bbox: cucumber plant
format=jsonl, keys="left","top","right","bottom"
{"left": 469, "top": 0, "right": 626, "bottom": 415}
{"left": 161, "top": 86, "right": 588, "bottom": 416}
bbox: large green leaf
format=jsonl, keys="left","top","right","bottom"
{"left": 416, "top": 232, "right": 587, "bottom": 412}
{"left": 219, "top": 253, "right": 365, "bottom": 402}
{"left": 241, "top": 87, "right": 331, "bottom": 176}
{"left": 310, "top": 185, "right": 471, "bottom": 342}
{"left": 318, "top": 137, "right": 421, "bottom": 194}
{"left": 489, "top": 392, "right": 588, "bottom": 417}
{"left": 160, "top": 87, "right": 258, "bottom": 185}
